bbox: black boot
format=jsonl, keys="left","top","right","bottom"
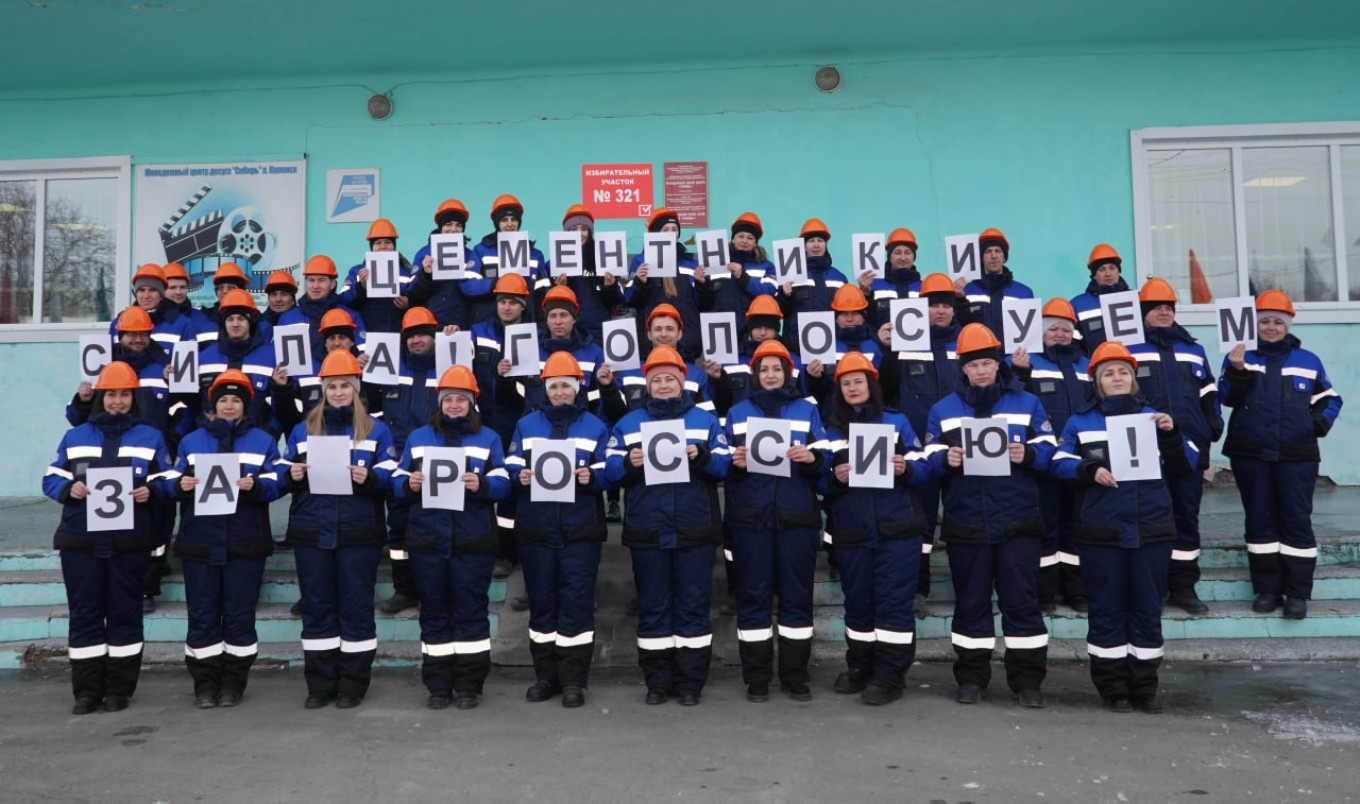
{"left": 337, "top": 648, "right": 376, "bottom": 706}
{"left": 453, "top": 652, "right": 492, "bottom": 699}
{"left": 638, "top": 647, "right": 675, "bottom": 703}
{"left": 186, "top": 653, "right": 222, "bottom": 705}
{"left": 303, "top": 648, "right": 340, "bottom": 708}
{"left": 738, "top": 638, "right": 774, "bottom": 689}
{"left": 673, "top": 645, "right": 712, "bottom": 699}
{"left": 777, "top": 635, "right": 812, "bottom": 700}
{"left": 220, "top": 652, "right": 255, "bottom": 705}
{"left": 105, "top": 649, "right": 143, "bottom": 701}
{"left": 834, "top": 637, "right": 874, "bottom": 694}
{"left": 69, "top": 654, "right": 106, "bottom": 708}
{"left": 526, "top": 641, "right": 560, "bottom": 702}
{"left": 421, "top": 654, "right": 457, "bottom": 700}
{"left": 557, "top": 641, "right": 594, "bottom": 691}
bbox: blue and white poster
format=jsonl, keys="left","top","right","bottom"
{"left": 133, "top": 160, "right": 307, "bottom": 308}
{"left": 326, "top": 168, "right": 380, "bottom": 224}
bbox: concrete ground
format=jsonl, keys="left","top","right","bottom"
{"left": 1, "top": 661, "right": 1357, "bottom": 803}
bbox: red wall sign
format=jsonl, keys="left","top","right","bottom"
{"left": 581, "top": 164, "right": 654, "bottom": 220}
{"left": 664, "top": 162, "right": 708, "bottom": 228}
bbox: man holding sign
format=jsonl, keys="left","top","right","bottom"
{"left": 625, "top": 208, "right": 703, "bottom": 357}
{"left": 407, "top": 198, "right": 476, "bottom": 329}
{"left": 1127, "top": 278, "right": 1223, "bottom": 615}
{"left": 776, "top": 218, "right": 850, "bottom": 357}
{"left": 604, "top": 346, "right": 731, "bottom": 707}
{"left": 924, "top": 323, "right": 1054, "bottom": 709}
{"left": 155, "top": 370, "right": 282, "bottom": 709}
{"left": 43, "top": 361, "right": 174, "bottom": 715}
{"left": 722, "top": 340, "right": 828, "bottom": 703}
{"left": 960, "top": 228, "right": 1035, "bottom": 339}
{"left": 465, "top": 194, "right": 547, "bottom": 323}
{"left": 339, "top": 219, "right": 414, "bottom": 335}
{"left": 859, "top": 227, "right": 923, "bottom": 329}
{"left": 693, "top": 211, "right": 776, "bottom": 327}
{"left": 69, "top": 306, "right": 176, "bottom": 441}
{"left": 537, "top": 204, "right": 624, "bottom": 345}
{"left": 504, "top": 352, "right": 612, "bottom": 708}
{"left": 1051, "top": 341, "right": 1196, "bottom": 714}
{"left": 805, "top": 286, "right": 881, "bottom": 413}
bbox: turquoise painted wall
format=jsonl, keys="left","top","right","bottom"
{"left": 2, "top": 41, "right": 1358, "bottom": 494}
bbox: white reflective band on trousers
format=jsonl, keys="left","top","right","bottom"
{"left": 874, "top": 628, "right": 914, "bottom": 645}
{"left": 557, "top": 631, "right": 595, "bottom": 647}
{"left": 1086, "top": 643, "right": 1129, "bottom": 659}
{"left": 845, "top": 627, "right": 877, "bottom": 643}
{"left": 921, "top": 542, "right": 934, "bottom": 554}
{"left": 1057, "top": 551, "right": 1081, "bottom": 566}
{"left": 302, "top": 636, "right": 342, "bottom": 651}
{"left": 452, "top": 639, "right": 491, "bottom": 654}
{"left": 738, "top": 627, "right": 774, "bottom": 642}
{"left": 1004, "top": 634, "right": 1050, "bottom": 650}
{"left": 723, "top": 548, "right": 734, "bottom": 562}
{"left": 1247, "top": 542, "right": 1281, "bottom": 554}
{"left": 637, "top": 635, "right": 675, "bottom": 651}
{"left": 341, "top": 638, "right": 378, "bottom": 653}
{"left": 1129, "top": 644, "right": 1165, "bottom": 660}
{"left": 108, "top": 642, "right": 143, "bottom": 657}
{"left": 422, "top": 641, "right": 456, "bottom": 657}
{"left": 1280, "top": 544, "right": 1319, "bottom": 558}
{"left": 224, "top": 642, "right": 258, "bottom": 656}
{"left": 675, "top": 634, "right": 713, "bottom": 649}
{"left": 528, "top": 629, "right": 558, "bottom": 644}
{"left": 184, "top": 641, "right": 225, "bottom": 659}
{"left": 68, "top": 644, "right": 108, "bottom": 660}
{"left": 1039, "top": 553, "right": 1060, "bottom": 567}
{"left": 777, "top": 624, "right": 814, "bottom": 640}
{"left": 1170, "top": 548, "right": 1201, "bottom": 561}
{"left": 950, "top": 633, "right": 997, "bottom": 650}
{"left": 389, "top": 547, "right": 408, "bottom": 560}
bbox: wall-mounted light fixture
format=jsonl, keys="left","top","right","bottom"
{"left": 814, "top": 66, "right": 841, "bottom": 93}
{"left": 367, "top": 93, "right": 394, "bottom": 120}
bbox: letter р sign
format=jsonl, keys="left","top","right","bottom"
{"left": 582, "top": 164, "right": 655, "bottom": 219}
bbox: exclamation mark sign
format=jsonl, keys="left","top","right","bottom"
{"left": 1126, "top": 428, "right": 1139, "bottom": 468}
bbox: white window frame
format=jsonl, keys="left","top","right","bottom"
{"left": 1131, "top": 122, "right": 1360, "bottom": 326}
{"left": 0, "top": 155, "right": 132, "bottom": 343}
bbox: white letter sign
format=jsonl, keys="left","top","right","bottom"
{"left": 85, "top": 467, "right": 134, "bottom": 532}
{"left": 1002, "top": 298, "right": 1044, "bottom": 355}
{"left": 701, "top": 312, "right": 738, "bottom": 366}
{"left": 422, "top": 446, "right": 466, "bottom": 511}
{"left": 694, "top": 229, "right": 729, "bottom": 273}
{"left": 304, "top": 436, "right": 354, "bottom": 496}
{"left": 548, "top": 231, "right": 584, "bottom": 278}
{"left": 961, "top": 417, "right": 1011, "bottom": 477}
{"left": 644, "top": 232, "right": 678, "bottom": 278}
{"left": 602, "top": 319, "right": 641, "bottom": 371}
{"left": 274, "top": 323, "right": 314, "bottom": 377}
{"left": 640, "top": 420, "right": 689, "bottom": 485}
{"left": 745, "top": 417, "right": 791, "bottom": 478}
{"left": 503, "top": 322, "right": 540, "bottom": 377}
{"left": 851, "top": 233, "right": 886, "bottom": 279}
{"left": 78, "top": 335, "right": 112, "bottom": 381}
{"left": 594, "top": 231, "right": 628, "bottom": 275}
{"left": 361, "top": 333, "right": 401, "bottom": 386}
{"left": 1100, "top": 290, "right": 1145, "bottom": 346}
{"left": 168, "top": 341, "right": 200, "bottom": 394}
{"left": 798, "top": 311, "right": 837, "bottom": 367}
{"left": 430, "top": 234, "right": 467, "bottom": 280}
{"left": 498, "top": 231, "right": 532, "bottom": 276}
{"left": 889, "top": 298, "right": 930, "bottom": 352}
{"left": 1106, "top": 413, "right": 1163, "bottom": 482}
{"left": 944, "top": 234, "right": 981, "bottom": 283}
{"left": 435, "top": 331, "right": 474, "bottom": 377}
{"left": 848, "top": 423, "right": 896, "bottom": 489}
{"left": 530, "top": 439, "right": 577, "bottom": 503}
{"left": 773, "top": 238, "right": 808, "bottom": 286}
{"left": 194, "top": 453, "right": 240, "bottom": 516}
{"left": 365, "top": 251, "right": 400, "bottom": 299}
{"left": 1215, "top": 296, "right": 1257, "bottom": 352}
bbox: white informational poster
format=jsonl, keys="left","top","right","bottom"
{"left": 530, "top": 439, "right": 578, "bottom": 503}
{"left": 365, "top": 251, "right": 400, "bottom": 298}
{"left": 361, "top": 333, "right": 401, "bottom": 386}
{"left": 1215, "top": 296, "right": 1258, "bottom": 352}
{"left": 798, "top": 311, "right": 837, "bottom": 366}
{"left": 498, "top": 231, "right": 532, "bottom": 276}
{"left": 640, "top": 420, "right": 689, "bottom": 485}
{"left": 193, "top": 453, "right": 240, "bottom": 517}
{"left": 429, "top": 234, "right": 467, "bottom": 280}
{"left": 848, "top": 423, "right": 896, "bottom": 489}
{"left": 168, "top": 342, "right": 200, "bottom": 394}
{"left": 602, "top": 319, "right": 641, "bottom": 371}
{"left": 548, "top": 231, "right": 585, "bottom": 277}
{"left": 78, "top": 335, "right": 112, "bottom": 381}
{"left": 888, "top": 299, "right": 930, "bottom": 352}
{"left": 1100, "top": 290, "right": 1146, "bottom": 346}
{"left": 744, "top": 417, "right": 791, "bottom": 478}
{"left": 944, "top": 233, "right": 981, "bottom": 283}
{"left": 594, "top": 231, "right": 629, "bottom": 275}
{"left": 421, "top": 446, "right": 466, "bottom": 512}
{"left": 700, "top": 312, "right": 739, "bottom": 366}
{"left": 772, "top": 238, "right": 808, "bottom": 285}
{"left": 305, "top": 436, "right": 354, "bottom": 495}
{"left": 643, "top": 232, "right": 679, "bottom": 278}
{"left": 1106, "top": 413, "right": 1163, "bottom": 482}
{"left": 1002, "top": 298, "right": 1044, "bottom": 355}
{"left": 851, "top": 233, "right": 886, "bottom": 279}
{"left": 435, "top": 331, "right": 474, "bottom": 377}
{"left": 694, "top": 229, "right": 729, "bottom": 273}
{"left": 503, "top": 323, "right": 540, "bottom": 377}
{"left": 325, "top": 168, "right": 380, "bottom": 224}
{"left": 85, "top": 467, "right": 135, "bottom": 532}
{"left": 274, "top": 323, "right": 313, "bottom": 377}
{"left": 133, "top": 160, "right": 306, "bottom": 309}
{"left": 961, "top": 417, "right": 1012, "bottom": 477}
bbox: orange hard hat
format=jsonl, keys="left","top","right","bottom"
{"left": 304, "top": 255, "right": 338, "bottom": 278}
{"left": 1041, "top": 298, "right": 1078, "bottom": 324}
{"left": 745, "top": 295, "right": 784, "bottom": 320}
{"left": 542, "top": 285, "right": 580, "bottom": 314}
{"left": 834, "top": 351, "right": 879, "bottom": 382}
{"left": 886, "top": 228, "right": 919, "bottom": 253}
{"left": 213, "top": 262, "right": 248, "bottom": 287}
{"left": 114, "top": 306, "right": 153, "bottom": 333}
{"left": 643, "top": 345, "right": 688, "bottom": 377}
{"left": 318, "top": 350, "right": 362, "bottom": 378}
{"left": 132, "top": 263, "right": 167, "bottom": 288}
{"left": 800, "top": 218, "right": 831, "bottom": 241}
{"left": 438, "top": 365, "right": 480, "bottom": 398}
{"left": 1089, "top": 341, "right": 1138, "bottom": 373}
{"left": 647, "top": 207, "right": 680, "bottom": 232}
{"left": 1139, "top": 278, "right": 1178, "bottom": 305}
{"left": 919, "top": 272, "right": 957, "bottom": 297}
{"left": 401, "top": 306, "right": 438, "bottom": 332}
{"left": 265, "top": 270, "right": 297, "bottom": 293}
{"left": 1256, "top": 289, "right": 1296, "bottom": 317}
{"left": 94, "top": 361, "right": 141, "bottom": 392}
{"left": 490, "top": 194, "right": 524, "bottom": 222}
{"left": 646, "top": 303, "right": 684, "bottom": 331}
{"left": 831, "top": 284, "right": 869, "bottom": 312}
{"left": 1087, "top": 243, "right": 1122, "bottom": 270}
{"left": 561, "top": 204, "right": 595, "bottom": 226}
{"left": 750, "top": 339, "right": 793, "bottom": 370}
{"left": 956, "top": 323, "right": 1003, "bottom": 359}
{"left": 731, "top": 211, "right": 764, "bottom": 240}
{"left": 218, "top": 288, "right": 258, "bottom": 317}
{"left": 434, "top": 198, "right": 470, "bottom": 226}
{"left": 541, "top": 351, "right": 585, "bottom": 381}
{"left": 209, "top": 369, "right": 255, "bottom": 402}
{"left": 978, "top": 228, "right": 1009, "bottom": 253}
{"left": 367, "top": 219, "right": 398, "bottom": 242}
{"left": 162, "top": 262, "right": 189, "bottom": 281}
{"left": 319, "top": 308, "right": 357, "bottom": 334}
{"left": 492, "top": 273, "right": 530, "bottom": 297}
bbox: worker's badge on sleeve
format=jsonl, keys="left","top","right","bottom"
{"left": 608, "top": 435, "right": 620, "bottom": 448}
{"left": 1040, "top": 418, "right": 1053, "bottom": 433}
{"left": 508, "top": 441, "right": 518, "bottom": 454}
{"left": 388, "top": 446, "right": 398, "bottom": 458}
{"left": 716, "top": 433, "right": 728, "bottom": 446}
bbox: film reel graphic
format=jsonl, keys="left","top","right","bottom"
{"left": 217, "top": 206, "right": 276, "bottom": 270}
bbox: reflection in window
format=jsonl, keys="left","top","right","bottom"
{"left": 1146, "top": 149, "right": 1237, "bottom": 301}
{"left": 42, "top": 178, "right": 116, "bottom": 323}
{"left": 1342, "top": 146, "right": 1360, "bottom": 302}
{"left": 0, "top": 181, "right": 36, "bottom": 324}
{"left": 1243, "top": 147, "right": 1335, "bottom": 302}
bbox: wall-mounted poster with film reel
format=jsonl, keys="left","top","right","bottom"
{"left": 133, "top": 160, "right": 306, "bottom": 307}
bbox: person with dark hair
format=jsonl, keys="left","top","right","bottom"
{"left": 1070, "top": 244, "right": 1130, "bottom": 353}
{"left": 626, "top": 207, "right": 703, "bottom": 358}
{"left": 537, "top": 204, "right": 624, "bottom": 345}
{"left": 858, "top": 227, "right": 923, "bottom": 330}
{"left": 407, "top": 198, "right": 477, "bottom": 330}
{"left": 465, "top": 194, "right": 547, "bottom": 324}
{"left": 277, "top": 350, "right": 396, "bottom": 709}
{"left": 157, "top": 370, "right": 282, "bottom": 708}
{"left": 339, "top": 219, "right": 414, "bottom": 335}
{"left": 959, "top": 228, "right": 1034, "bottom": 336}
{"left": 776, "top": 218, "right": 849, "bottom": 352}
{"left": 393, "top": 365, "right": 511, "bottom": 710}
{"left": 820, "top": 352, "right": 934, "bottom": 705}
{"left": 696, "top": 211, "right": 776, "bottom": 329}
{"left": 43, "top": 361, "right": 174, "bottom": 715}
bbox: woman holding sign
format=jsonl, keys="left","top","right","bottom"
{"left": 1219, "top": 291, "right": 1342, "bottom": 620}
{"left": 504, "top": 352, "right": 612, "bottom": 708}
{"left": 43, "top": 361, "right": 174, "bottom": 715}
{"left": 278, "top": 350, "right": 396, "bottom": 710}
{"left": 605, "top": 345, "right": 731, "bottom": 706}
{"left": 818, "top": 352, "right": 934, "bottom": 705}
{"left": 393, "top": 365, "right": 511, "bottom": 710}
{"left": 723, "top": 340, "right": 828, "bottom": 703}
{"left": 538, "top": 204, "right": 624, "bottom": 345}
{"left": 626, "top": 207, "right": 703, "bottom": 359}
{"left": 924, "top": 324, "right": 1055, "bottom": 708}
{"left": 157, "top": 370, "right": 282, "bottom": 708}
{"left": 1051, "top": 341, "right": 1195, "bottom": 713}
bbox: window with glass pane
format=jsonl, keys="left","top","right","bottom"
{"left": 1242, "top": 146, "right": 1335, "bottom": 302}
{"left": 0, "top": 181, "right": 36, "bottom": 324}
{"left": 1146, "top": 148, "right": 1237, "bottom": 301}
{"left": 42, "top": 177, "right": 117, "bottom": 323}
{"left": 1342, "top": 146, "right": 1360, "bottom": 302}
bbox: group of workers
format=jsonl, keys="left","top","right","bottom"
{"left": 42, "top": 195, "right": 1341, "bottom": 718}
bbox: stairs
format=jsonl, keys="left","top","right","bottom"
{"left": 3, "top": 487, "right": 1359, "bottom": 670}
